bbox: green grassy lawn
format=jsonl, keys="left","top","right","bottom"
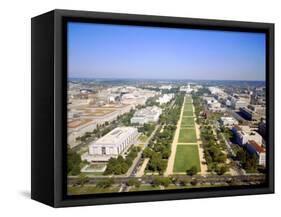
{"left": 185, "top": 97, "right": 192, "bottom": 104}
{"left": 87, "top": 164, "right": 106, "bottom": 170}
{"left": 68, "top": 185, "right": 120, "bottom": 195}
{"left": 129, "top": 185, "right": 161, "bottom": 192}
{"left": 173, "top": 145, "right": 201, "bottom": 172}
{"left": 83, "top": 172, "right": 104, "bottom": 176}
{"left": 178, "top": 128, "right": 197, "bottom": 143}
{"left": 183, "top": 110, "right": 194, "bottom": 116}
{"left": 181, "top": 117, "right": 195, "bottom": 127}
{"left": 184, "top": 103, "right": 193, "bottom": 111}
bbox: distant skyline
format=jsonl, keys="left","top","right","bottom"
{"left": 68, "top": 22, "right": 266, "bottom": 81}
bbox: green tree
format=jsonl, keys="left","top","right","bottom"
{"left": 152, "top": 177, "right": 171, "bottom": 187}
{"left": 190, "top": 179, "right": 198, "bottom": 186}
{"left": 186, "top": 166, "right": 198, "bottom": 176}
{"left": 96, "top": 179, "right": 114, "bottom": 188}
{"left": 77, "top": 173, "right": 89, "bottom": 186}
{"left": 179, "top": 177, "right": 190, "bottom": 186}
{"left": 127, "top": 179, "right": 141, "bottom": 188}
{"left": 216, "top": 165, "right": 228, "bottom": 175}
{"left": 67, "top": 149, "right": 82, "bottom": 175}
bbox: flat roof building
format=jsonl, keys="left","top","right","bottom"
{"left": 67, "top": 119, "right": 97, "bottom": 148}
{"left": 203, "top": 97, "right": 224, "bottom": 112}
{"left": 157, "top": 94, "right": 174, "bottom": 105}
{"left": 131, "top": 106, "right": 162, "bottom": 125}
{"left": 85, "top": 127, "right": 138, "bottom": 162}
{"left": 239, "top": 107, "right": 262, "bottom": 121}
{"left": 232, "top": 125, "right": 263, "bottom": 146}
{"left": 219, "top": 117, "right": 238, "bottom": 126}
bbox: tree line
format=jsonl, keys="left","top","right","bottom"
{"left": 143, "top": 94, "right": 184, "bottom": 174}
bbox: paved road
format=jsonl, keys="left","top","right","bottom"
{"left": 68, "top": 174, "right": 266, "bottom": 186}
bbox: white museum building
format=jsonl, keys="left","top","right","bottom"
{"left": 84, "top": 127, "right": 138, "bottom": 162}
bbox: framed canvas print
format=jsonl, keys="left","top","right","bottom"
{"left": 31, "top": 9, "right": 274, "bottom": 207}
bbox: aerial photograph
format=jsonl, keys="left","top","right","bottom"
{"left": 67, "top": 22, "right": 267, "bottom": 195}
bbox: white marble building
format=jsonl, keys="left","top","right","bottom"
{"left": 85, "top": 127, "right": 138, "bottom": 162}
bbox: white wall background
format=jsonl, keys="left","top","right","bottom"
{"left": 0, "top": 0, "right": 279, "bottom": 216}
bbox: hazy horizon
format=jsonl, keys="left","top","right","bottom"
{"left": 68, "top": 22, "right": 266, "bottom": 81}
{"left": 68, "top": 77, "right": 266, "bottom": 82}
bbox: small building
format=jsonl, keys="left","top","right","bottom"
{"left": 131, "top": 106, "right": 162, "bottom": 125}
{"left": 67, "top": 119, "right": 97, "bottom": 148}
{"left": 160, "top": 85, "right": 172, "bottom": 90}
{"left": 239, "top": 107, "right": 261, "bottom": 121}
{"left": 157, "top": 94, "right": 174, "bottom": 105}
{"left": 208, "top": 87, "right": 228, "bottom": 100}
{"left": 231, "top": 95, "right": 250, "bottom": 110}
{"left": 219, "top": 117, "right": 238, "bottom": 126}
{"left": 204, "top": 97, "right": 224, "bottom": 112}
{"left": 232, "top": 125, "right": 263, "bottom": 146}
{"left": 85, "top": 127, "right": 138, "bottom": 162}
{"left": 248, "top": 104, "right": 266, "bottom": 116}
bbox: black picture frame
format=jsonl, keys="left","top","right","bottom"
{"left": 31, "top": 9, "right": 274, "bottom": 207}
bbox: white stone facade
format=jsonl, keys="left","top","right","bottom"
{"left": 131, "top": 106, "right": 162, "bottom": 125}
{"left": 219, "top": 117, "right": 238, "bottom": 126}
{"left": 86, "top": 127, "right": 138, "bottom": 162}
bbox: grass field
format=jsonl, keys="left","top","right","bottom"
{"left": 185, "top": 97, "right": 192, "bottom": 104}
{"left": 129, "top": 185, "right": 161, "bottom": 192}
{"left": 181, "top": 117, "right": 195, "bottom": 127}
{"left": 173, "top": 145, "right": 201, "bottom": 172}
{"left": 68, "top": 185, "right": 119, "bottom": 195}
{"left": 184, "top": 103, "right": 193, "bottom": 111}
{"left": 178, "top": 128, "right": 197, "bottom": 143}
{"left": 183, "top": 110, "right": 194, "bottom": 116}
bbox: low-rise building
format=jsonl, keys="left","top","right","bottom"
{"left": 85, "top": 127, "right": 138, "bottom": 162}
{"left": 248, "top": 104, "right": 266, "bottom": 116}
{"left": 219, "top": 117, "right": 238, "bottom": 126}
{"left": 157, "top": 94, "right": 174, "bottom": 105}
{"left": 204, "top": 97, "right": 224, "bottom": 112}
{"left": 131, "top": 106, "right": 162, "bottom": 125}
{"left": 232, "top": 125, "right": 263, "bottom": 146}
{"left": 208, "top": 87, "right": 228, "bottom": 100}
{"left": 239, "top": 107, "right": 262, "bottom": 121}
{"left": 160, "top": 85, "right": 172, "bottom": 90}
{"left": 231, "top": 94, "right": 251, "bottom": 110}
{"left": 68, "top": 104, "right": 133, "bottom": 148}
{"left": 121, "top": 93, "right": 147, "bottom": 106}
{"left": 232, "top": 98, "right": 249, "bottom": 110}
{"left": 68, "top": 119, "right": 97, "bottom": 148}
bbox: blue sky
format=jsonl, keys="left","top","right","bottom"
{"left": 67, "top": 22, "right": 266, "bottom": 81}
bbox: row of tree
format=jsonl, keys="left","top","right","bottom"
{"left": 236, "top": 147, "right": 258, "bottom": 173}
{"left": 138, "top": 123, "right": 156, "bottom": 137}
{"left": 201, "top": 125, "right": 228, "bottom": 175}
{"left": 143, "top": 94, "right": 184, "bottom": 174}
{"left": 67, "top": 148, "right": 82, "bottom": 175}
{"left": 192, "top": 93, "right": 229, "bottom": 175}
